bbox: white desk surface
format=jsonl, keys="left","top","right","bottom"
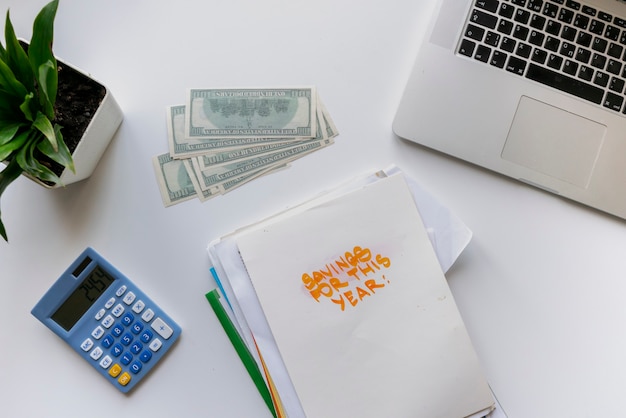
{"left": 2, "top": 1, "right": 626, "bottom": 417}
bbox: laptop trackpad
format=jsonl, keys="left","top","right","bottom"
{"left": 501, "top": 96, "right": 606, "bottom": 188}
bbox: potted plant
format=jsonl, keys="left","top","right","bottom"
{"left": 0, "top": 0, "right": 123, "bottom": 241}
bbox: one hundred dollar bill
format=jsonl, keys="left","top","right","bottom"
{"left": 194, "top": 98, "right": 331, "bottom": 171}
{"left": 193, "top": 138, "right": 333, "bottom": 191}
{"left": 184, "top": 159, "right": 220, "bottom": 202}
{"left": 319, "top": 98, "right": 339, "bottom": 139}
{"left": 167, "top": 105, "right": 304, "bottom": 159}
{"left": 193, "top": 140, "right": 306, "bottom": 170}
{"left": 218, "top": 164, "right": 288, "bottom": 194}
{"left": 184, "top": 87, "right": 317, "bottom": 140}
{"left": 152, "top": 153, "right": 200, "bottom": 207}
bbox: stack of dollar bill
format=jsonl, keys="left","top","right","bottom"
{"left": 153, "top": 87, "right": 338, "bottom": 207}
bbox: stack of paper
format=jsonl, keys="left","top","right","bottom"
{"left": 206, "top": 166, "right": 495, "bottom": 418}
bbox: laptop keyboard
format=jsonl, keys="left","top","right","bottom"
{"left": 459, "top": 0, "right": 626, "bottom": 113}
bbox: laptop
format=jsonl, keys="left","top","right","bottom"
{"left": 393, "top": 0, "right": 626, "bottom": 220}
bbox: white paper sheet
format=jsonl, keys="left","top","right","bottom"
{"left": 207, "top": 167, "right": 487, "bottom": 417}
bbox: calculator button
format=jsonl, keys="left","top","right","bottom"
{"left": 131, "top": 322, "right": 144, "bottom": 335}
{"left": 101, "top": 315, "right": 115, "bottom": 329}
{"left": 132, "top": 300, "right": 145, "bottom": 313}
{"left": 111, "top": 344, "right": 124, "bottom": 357}
{"left": 130, "top": 361, "right": 143, "bottom": 374}
{"left": 123, "top": 291, "right": 136, "bottom": 305}
{"left": 109, "top": 363, "right": 122, "bottom": 378}
{"left": 151, "top": 317, "right": 174, "bottom": 339}
{"left": 95, "top": 308, "right": 106, "bottom": 321}
{"left": 115, "top": 285, "right": 127, "bottom": 297}
{"left": 100, "top": 355, "right": 113, "bottom": 369}
{"left": 118, "top": 372, "right": 132, "bottom": 386}
{"left": 149, "top": 338, "right": 163, "bottom": 352}
{"left": 121, "top": 333, "right": 134, "bottom": 346}
{"left": 90, "top": 346, "right": 104, "bottom": 361}
{"left": 102, "top": 335, "right": 115, "bottom": 349}
{"left": 130, "top": 341, "right": 143, "bottom": 355}
{"left": 112, "top": 304, "right": 125, "bottom": 317}
{"left": 121, "top": 312, "right": 134, "bottom": 327}
{"left": 140, "top": 350, "right": 153, "bottom": 363}
{"left": 141, "top": 308, "right": 155, "bottom": 322}
{"left": 121, "top": 352, "right": 133, "bottom": 365}
{"left": 140, "top": 329, "right": 153, "bottom": 343}
{"left": 91, "top": 326, "right": 105, "bottom": 340}
{"left": 104, "top": 297, "right": 116, "bottom": 309}
{"left": 112, "top": 324, "right": 124, "bottom": 337}
{"left": 80, "top": 338, "right": 94, "bottom": 352}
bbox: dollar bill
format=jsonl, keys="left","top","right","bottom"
{"left": 152, "top": 153, "right": 200, "bottom": 207}
{"left": 193, "top": 140, "right": 306, "bottom": 170}
{"left": 184, "top": 160, "right": 220, "bottom": 202}
{"left": 319, "top": 98, "right": 339, "bottom": 139}
{"left": 193, "top": 99, "right": 332, "bottom": 171}
{"left": 157, "top": 86, "right": 338, "bottom": 207}
{"left": 184, "top": 87, "right": 317, "bottom": 140}
{"left": 167, "top": 105, "right": 305, "bottom": 159}
{"left": 193, "top": 138, "right": 333, "bottom": 191}
{"left": 219, "top": 164, "right": 288, "bottom": 194}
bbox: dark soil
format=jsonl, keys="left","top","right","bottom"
{"left": 48, "top": 63, "right": 107, "bottom": 178}
{"left": 31, "top": 63, "right": 107, "bottom": 186}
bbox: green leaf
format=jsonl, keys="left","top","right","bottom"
{"left": 0, "top": 129, "right": 29, "bottom": 161}
{"left": 15, "top": 131, "right": 59, "bottom": 184}
{"left": 0, "top": 41, "right": 6, "bottom": 63}
{"left": 19, "top": 92, "right": 34, "bottom": 121}
{"left": 5, "top": 10, "right": 34, "bottom": 91}
{"left": 37, "top": 123, "right": 74, "bottom": 173}
{"left": 0, "top": 58, "right": 28, "bottom": 99}
{"left": 0, "top": 122, "right": 21, "bottom": 145}
{"left": 32, "top": 111, "right": 57, "bottom": 152}
{"left": 0, "top": 158, "right": 24, "bottom": 241}
{"left": 29, "top": 0, "right": 58, "bottom": 100}
{"left": 37, "top": 60, "right": 56, "bottom": 119}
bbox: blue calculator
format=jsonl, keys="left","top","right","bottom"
{"left": 31, "top": 247, "right": 182, "bottom": 393}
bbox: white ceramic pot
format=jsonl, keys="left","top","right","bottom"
{"left": 25, "top": 54, "right": 123, "bottom": 188}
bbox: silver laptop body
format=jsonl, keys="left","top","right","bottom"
{"left": 393, "top": 0, "right": 626, "bottom": 219}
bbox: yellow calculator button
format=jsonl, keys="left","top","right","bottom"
{"left": 108, "top": 364, "right": 122, "bottom": 378}
{"left": 118, "top": 372, "right": 132, "bottom": 386}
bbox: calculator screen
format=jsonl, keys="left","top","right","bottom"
{"left": 51, "top": 266, "right": 116, "bottom": 331}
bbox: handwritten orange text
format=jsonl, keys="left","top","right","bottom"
{"left": 301, "top": 246, "right": 392, "bottom": 311}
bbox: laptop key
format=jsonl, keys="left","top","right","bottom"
{"left": 609, "top": 77, "right": 625, "bottom": 93}
{"left": 594, "top": 71, "right": 609, "bottom": 87}
{"left": 526, "top": 63, "right": 604, "bottom": 104}
{"left": 475, "top": 45, "right": 492, "bottom": 63}
{"left": 527, "top": 0, "right": 543, "bottom": 13}
{"left": 485, "top": 31, "right": 501, "bottom": 46}
{"left": 547, "top": 53, "right": 563, "bottom": 69}
{"left": 531, "top": 48, "right": 548, "bottom": 64}
{"left": 459, "top": 39, "right": 476, "bottom": 57}
{"left": 475, "top": 0, "right": 499, "bottom": 13}
{"left": 490, "top": 50, "right": 508, "bottom": 68}
{"left": 506, "top": 56, "right": 527, "bottom": 75}
{"left": 470, "top": 9, "right": 498, "bottom": 29}
{"left": 563, "top": 59, "right": 579, "bottom": 76}
{"left": 579, "top": 65, "right": 594, "bottom": 81}
{"left": 501, "top": 37, "right": 517, "bottom": 53}
{"left": 499, "top": 3, "right": 515, "bottom": 19}
{"left": 465, "top": 23, "right": 486, "bottom": 41}
{"left": 603, "top": 92, "right": 624, "bottom": 112}
{"left": 543, "top": 3, "right": 559, "bottom": 19}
